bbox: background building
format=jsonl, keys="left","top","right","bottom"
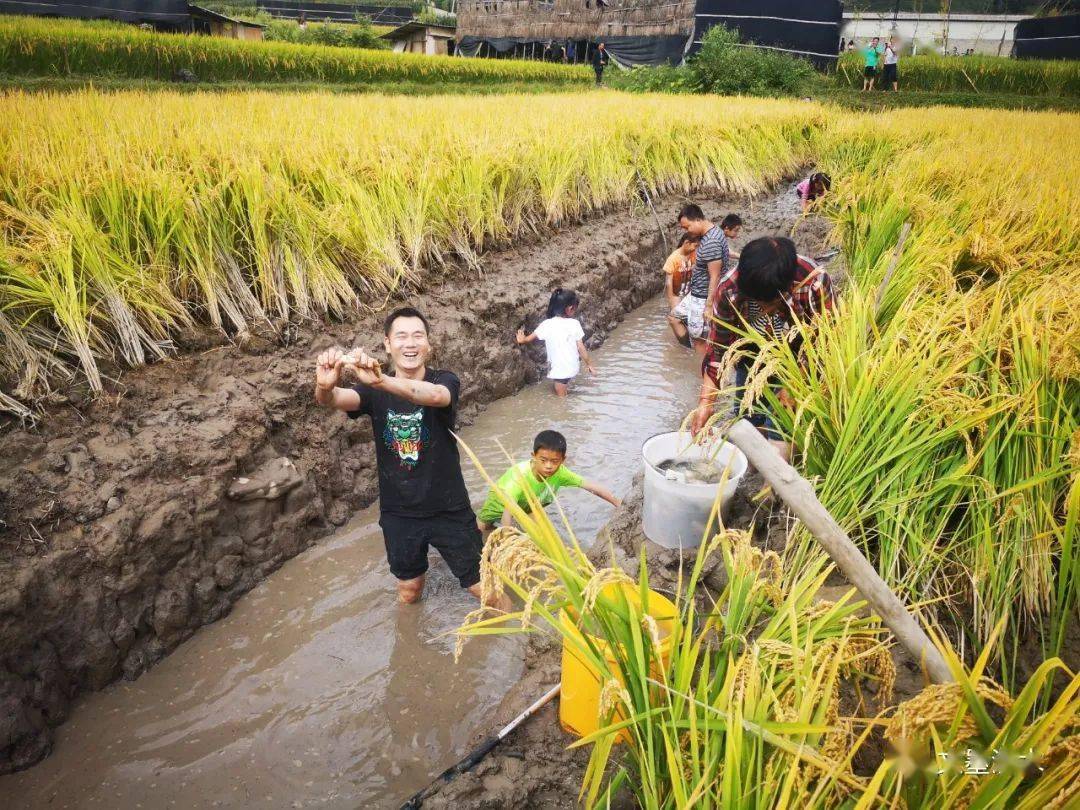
{"left": 457, "top": 0, "right": 844, "bottom": 67}
{"left": 383, "top": 20, "right": 456, "bottom": 55}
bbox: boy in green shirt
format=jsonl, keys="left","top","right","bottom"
{"left": 477, "top": 430, "right": 621, "bottom": 532}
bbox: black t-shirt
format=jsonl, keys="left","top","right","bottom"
{"left": 347, "top": 369, "right": 472, "bottom": 517}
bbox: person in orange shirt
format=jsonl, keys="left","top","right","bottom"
{"left": 664, "top": 233, "right": 699, "bottom": 347}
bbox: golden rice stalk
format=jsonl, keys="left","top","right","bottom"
{"left": 884, "top": 678, "right": 1015, "bottom": 747}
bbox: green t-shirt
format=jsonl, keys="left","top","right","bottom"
{"left": 864, "top": 45, "right": 881, "bottom": 68}
{"left": 477, "top": 460, "right": 584, "bottom": 523}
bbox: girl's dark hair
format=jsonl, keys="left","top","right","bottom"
{"left": 808, "top": 172, "right": 832, "bottom": 199}
{"left": 533, "top": 429, "right": 568, "bottom": 456}
{"left": 547, "top": 287, "right": 580, "bottom": 318}
{"left": 721, "top": 213, "right": 743, "bottom": 230}
{"left": 677, "top": 232, "right": 700, "bottom": 247}
{"left": 736, "top": 237, "right": 798, "bottom": 302}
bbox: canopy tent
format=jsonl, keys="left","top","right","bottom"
{"left": 1013, "top": 13, "right": 1080, "bottom": 60}
{"left": 455, "top": 34, "right": 690, "bottom": 68}
{"left": 0, "top": 0, "right": 190, "bottom": 24}
{"left": 692, "top": 0, "right": 843, "bottom": 67}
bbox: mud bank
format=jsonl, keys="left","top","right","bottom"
{"left": 0, "top": 187, "right": 829, "bottom": 776}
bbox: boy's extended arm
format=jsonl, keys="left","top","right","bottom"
{"left": 581, "top": 480, "right": 621, "bottom": 508}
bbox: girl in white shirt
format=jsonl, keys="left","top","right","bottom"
{"left": 516, "top": 288, "right": 595, "bottom": 397}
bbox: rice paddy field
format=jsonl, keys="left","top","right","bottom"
{"left": 0, "top": 15, "right": 587, "bottom": 85}
{"left": 0, "top": 41, "right": 1078, "bottom": 804}
{"left": 835, "top": 50, "right": 1080, "bottom": 96}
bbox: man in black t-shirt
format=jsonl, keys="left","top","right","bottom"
{"left": 314, "top": 307, "right": 493, "bottom": 606}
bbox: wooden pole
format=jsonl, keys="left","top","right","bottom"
{"left": 724, "top": 419, "right": 954, "bottom": 684}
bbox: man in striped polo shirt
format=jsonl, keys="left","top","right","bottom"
{"left": 673, "top": 204, "right": 731, "bottom": 356}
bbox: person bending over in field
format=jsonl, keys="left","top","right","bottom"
{"left": 796, "top": 172, "right": 831, "bottom": 214}
{"left": 315, "top": 306, "right": 505, "bottom": 609}
{"left": 476, "top": 430, "right": 621, "bottom": 534}
{"left": 675, "top": 204, "right": 733, "bottom": 357}
{"left": 690, "top": 237, "right": 834, "bottom": 461}
{"left": 664, "top": 232, "right": 699, "bottom": 347}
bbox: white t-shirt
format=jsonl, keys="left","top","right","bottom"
{"left": 884, "top": 45, "right": 898, "bottom": 65}
{"left": 534, "top": 317, "right": 585, "bottom": 380}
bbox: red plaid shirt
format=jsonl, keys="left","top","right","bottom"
{"left": 702, "top": 255, "right": 835, "bottom": 384}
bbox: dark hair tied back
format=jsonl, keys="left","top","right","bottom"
{"left": 547, "top": 287, "right": 580, "bottom": 319}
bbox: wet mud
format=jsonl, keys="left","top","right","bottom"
{"left": 0, "top": 182, "right": 836, "bottom": 789}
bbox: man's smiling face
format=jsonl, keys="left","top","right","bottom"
{"left": 383, "top": 316, "right": 430, "bottom": 372}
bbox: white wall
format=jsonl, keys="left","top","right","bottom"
{"left": 841, "top": 12, "right": 1029, "bottom": 56}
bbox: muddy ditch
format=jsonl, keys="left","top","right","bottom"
{"left": 0, "top": 185, "right": 833, "bottom": 776}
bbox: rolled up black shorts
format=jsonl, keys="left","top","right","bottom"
{"left": 378, "top": 507, "right": 482, "bottom": 588}
{"left": 863, "top": 65, "right": 877, "bottom": 79}
{"left": 883, "top": 63, "right": 898, "bottom": 83}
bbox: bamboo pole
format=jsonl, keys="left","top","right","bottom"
{"left": 724, "top": 419, "right": 954, "bottom": 684}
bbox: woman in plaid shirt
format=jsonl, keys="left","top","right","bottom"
{"left": 690, "top": 236, "right": 834, "bottom": 460}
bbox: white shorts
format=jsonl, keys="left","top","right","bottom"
{"left": 671, "top": 295, "right": 708, "bottom": 339}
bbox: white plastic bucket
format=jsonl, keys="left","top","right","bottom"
{"left": 641, "top": 432, "right": 748, "bottom": 549}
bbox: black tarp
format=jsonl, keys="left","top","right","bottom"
{"left": 257, "top": 1, "right": 414, "bottom": 25}
{"left": 1014, "top": 13, "right": 1080, "bottom": 60}
{"left": 0, "top": 0, "right": 190, "bottom": 23}
{"left": 692, "top": 0, "right": 842, "bottom": 67}
{"left": 456, "top": 35, "right": 689, "bottom": 67}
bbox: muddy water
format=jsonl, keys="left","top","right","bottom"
{"left": 3, "top": 296, "right": 700, "bottom": 810}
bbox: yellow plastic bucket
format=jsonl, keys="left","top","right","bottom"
{"left": 558, "top": 583, "right": 677, "bottom": 740}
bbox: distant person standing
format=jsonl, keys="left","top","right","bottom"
{"left": 883, "top": 38, "right": 899, "bottom": 91}
{"left": 862, "top": 36, "right": 882, "bottom": 91}
{"left": 592, "top": 42, "right": 609, "bottom": 86}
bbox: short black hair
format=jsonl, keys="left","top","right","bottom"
{"left": 677, "top": 232, "right": 700, "bottom": 247}
{"left": 676, "top": 203, "right": 706, "bottom": 223}
{"left": 383, "top": 306, "right": 430, "bottom": 336}
{"left": 721, "top": 213, "right": 743, "bottom": 230}
{"left": 736, "top": 237, "right": 798, "bottom": 302}
{"left": 533, "top": 430, "right": 567, "bottom": 456}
